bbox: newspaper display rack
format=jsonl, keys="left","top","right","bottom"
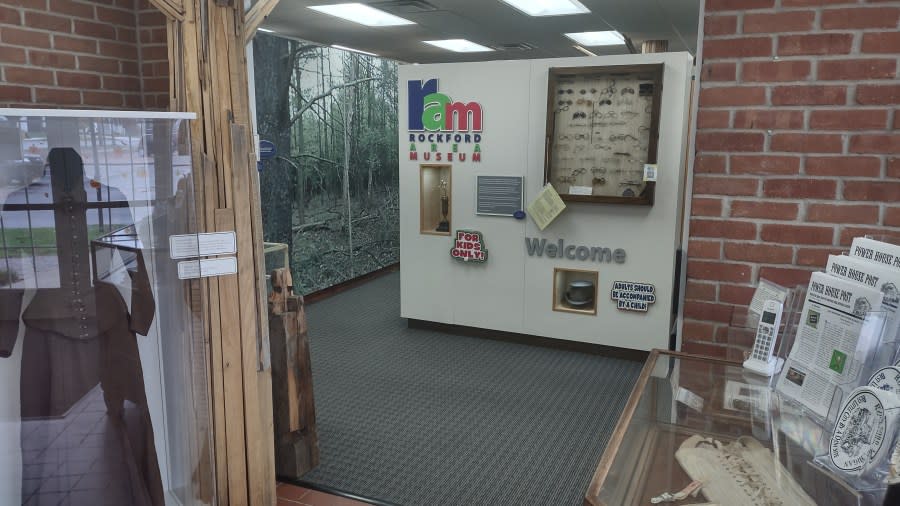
{"left": 726, "top": 236, "right": 900, "bottom": 503}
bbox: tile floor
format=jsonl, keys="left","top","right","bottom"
{"left": 277, "top": 482, "right": 371, "bottom": 506}
{"left": 20, "top": 386, "right": 138, "bottom": 506}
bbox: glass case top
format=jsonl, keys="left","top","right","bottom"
{"left": 589, "top": 351, "right": 884, "bottom": 506}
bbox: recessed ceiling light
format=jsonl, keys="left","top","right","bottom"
{"left": 332, "top": 44, "right": 378, "bottom": 57}
{"left": 423, "top": 39, "right": 494, "bottom": 53}
{"left": 258, "top": 27, "right": 275, "bottom": 33}
{"left": 500, "top": 0, "right": 590, "bottom": 17}
{"left": 564, "top": 31, "right": 625, "bottom": 46}
{"left": 308, "top": 3, "right": 416, "bottom": 27}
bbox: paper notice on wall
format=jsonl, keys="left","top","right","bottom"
{"left": 526, "top": 184, "right": 566, "bottom": 231}
{"left": 169, "top": 232, "right": 237, "bottom": 259}
{"left": 177, "top": 257, "right": 238, "bottom": 279}
{"left": 827, "top": 254, "right": 900, "bottom": 345}
{"left": 776, "top": 272, "right": 884, "bottom": 418}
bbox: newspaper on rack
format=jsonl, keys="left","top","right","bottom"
{"left": 827, "top": 254, "right": 900, "bottom": 346}
{"left": 850, "top": 237, "right": 900, "bottom": 340}
{"left": 776, "top": 271, "right": 884, "bottom": 418}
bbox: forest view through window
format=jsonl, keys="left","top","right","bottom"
{"left": 254, "top": 33, "right": 399, "bottom": 294}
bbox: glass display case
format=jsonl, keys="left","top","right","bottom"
{"left": 544, "top": 64, "right": 662, "bottom": 205}
{"left": 420, "top": 164, "right": 451, "bottom": 235}
{"left": 0, "top": 109, "right": 214, "bottom": 506}
{"left": 586, "top": 350, "right": 887, "bottom": 506}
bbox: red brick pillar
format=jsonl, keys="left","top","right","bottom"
{"left": 684, "top": 0, "right": 900, "bottom": 358}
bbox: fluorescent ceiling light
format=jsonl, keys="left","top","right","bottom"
{"left": 572, "top": 44, "right": 598, "bottom": 56}
{"left": 500, "top": 0, "right": 590, "bottom": 17}
{"left": 564, "top": 31, "right": 625, "bottom": 46}
{"left": 257, "top": 27, "right": 275, "bottom": 33}
{"left": 332, "top": 44, "right": 378, "bottom": 57}
{"left": 423, "top": 39, "right": 494, "bottom": 52}
{"left": 308, "top": 3, "right": 415, "bottom": 27}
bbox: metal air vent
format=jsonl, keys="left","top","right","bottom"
{"left": 371, "top": 0, "right": 440, "bottom": 13}
{"left": 495, "top": 42, "right": 537, "bottom": 51}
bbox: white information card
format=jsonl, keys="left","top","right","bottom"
{"left": 169, "top": 232, "right": 237, "bottom": 259}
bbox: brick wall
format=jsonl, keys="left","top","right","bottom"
{"left": 684, "top": 0, "right": 900, "bottom": 359}
{"left": 137, "top": 0, "right": 168, "bottom": 109}
{"left": 0, "top": 0, "right": 169, "bottom": 109}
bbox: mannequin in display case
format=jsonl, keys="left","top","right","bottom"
{"left": 0, "top": 147, "right": 163, "bottom": 505}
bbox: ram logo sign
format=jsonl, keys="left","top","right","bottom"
{"left": 407, "top": 78, "right": 483, "bottom": 163}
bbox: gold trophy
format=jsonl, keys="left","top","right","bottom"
{"left": 436, "top": 176, "right": 449, "bottom": 232}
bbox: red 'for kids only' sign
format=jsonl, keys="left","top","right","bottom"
{"left": 450, "top": 230, "right": 488, "bottom": 263}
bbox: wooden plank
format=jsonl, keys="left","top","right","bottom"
{"left": 243, "top": 0, "right": 281, "bottom": 45}
{"left": 215, "top": 208, "right": 249, "bottom": 506}
{"left": 148, "top": 0, "right": 184, "bottom": 21}
{"left": 165, "top": 2, "right": 276, "bottom": 504}
{"left": 249, "top": 147, "right": 271, "bottom": 371}
{"left": 203, "top": 166, "right": 231, "bottom": 506}
{"left": 231, "top": 123, "right": 275, "bottom": 506}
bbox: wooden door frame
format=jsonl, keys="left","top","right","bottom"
{"left": 148, "top": 1, "right": 281, "bottom": 504}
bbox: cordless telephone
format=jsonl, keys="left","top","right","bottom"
{"left": 743, "top": 299, "right": 784, "bottom": 376}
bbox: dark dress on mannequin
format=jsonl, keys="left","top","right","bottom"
{"left": 0, "top": 148, "right": 164, "bottom": 505}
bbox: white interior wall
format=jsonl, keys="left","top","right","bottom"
{"left": 400, "top": 53, "right": 693, "bottom": 352}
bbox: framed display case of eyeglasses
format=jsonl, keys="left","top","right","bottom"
{"left": 544, "top": 64, "right": 663, "bottom": 205}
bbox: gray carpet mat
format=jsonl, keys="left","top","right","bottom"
{"left": 300, "top": 272, "right": 642, "bottom": 506}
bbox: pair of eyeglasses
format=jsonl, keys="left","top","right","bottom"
{"left": 602, "top": 79, "right": 616, "bottom": 95}
{"left": 593, "top": 177, "right": 607, "bottom": 185}
{"left": 557, "top": 99, "right": 573, "bottom": 106}
{"left": 609, "top": 134, "right": 639, "bottom": 143}
{"left": 558, "top": 89, "right": 574, "bottom": 95}
{"left": 572, "top": 112, "right": 587, "bottom": 119}
{"left": 591, "top": 167, "right": 608, "bottom": 175}
{"left": 597, "top": 99, "right": 612, "bottom": 106}
{"left": 572, "top": 168, "right": 586, "bottom": 176}
{"left": 621, "top": 87, "right": 635, "bottom": 95}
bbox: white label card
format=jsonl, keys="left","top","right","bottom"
{"left": 568, "top": 185, "right": 593, "bottom": 196}
{"left": 675, "top": 387, "right": 704, "bottom": 413}
{"left": 169, "top": 232, "right": 237, "bottom": 259}
{"left": 177, "top": 257, "right": 238, "bottom": 279}
{"left": 643, "top": 164, "right": 658, "bottom": 182}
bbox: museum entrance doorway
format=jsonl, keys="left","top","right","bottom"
{"left": 250, "top": 1, "right": 701, "bottom": 504}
